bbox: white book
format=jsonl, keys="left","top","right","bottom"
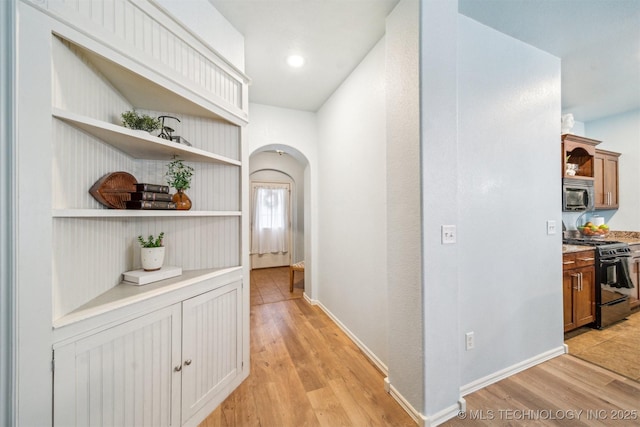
{"left": 122, "top": 266, "right": 182, "bottom": 285}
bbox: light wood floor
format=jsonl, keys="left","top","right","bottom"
{"left": 201, "top": 267, "right": 640, "bottom": 427}
{"left": 200, "top": 267, "right": 416, "bottom": 427}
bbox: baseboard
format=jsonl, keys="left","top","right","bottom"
{"left": 423, "top": 398, "right": 466, "bottom": 427}
{"left": 303, "top": 295, "right": 388, "bottom": 375}
{"left": 384, "top": 377, "right": 424, "bottom": 426}
{"left": 460, "top": 345, "right": 566, "bottom": 396}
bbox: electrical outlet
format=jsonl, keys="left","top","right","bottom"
{"left": 442, "top": 225, "right": 456, "bottom": 244}
{"left": 547, "top": 220, "right": 556, "bottom": 235}
{"left": 465, "top": 332, "right": 475, "bottom": 350}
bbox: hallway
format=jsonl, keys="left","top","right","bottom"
{"left": 199, "top": 267, "right": 416, "bottom": 426}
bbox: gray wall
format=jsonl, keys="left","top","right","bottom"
{"left": 586, "top": 110, "right": 640, "bottom": 231}
{"left": 457, "top": 14, "right": 563, "bottom": 385}
{"left": 386, "top": 0, "right": 423, "bottom": 414}
{"left": 0, "top": 0, "right": 16, "bottom": 424}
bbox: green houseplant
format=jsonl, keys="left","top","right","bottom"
{"left": 121, "top": 110, "right": 161, "bottom": 133}
{"left": 137, "top": 232, "right": 165, "bottom": 271}
{"left": 166, "top": 158, "right": 194, "bottom": 210}
{"left": 137, "top": 232, "right": 164, "bottom": 248}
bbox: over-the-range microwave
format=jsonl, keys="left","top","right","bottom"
{"left": 563, "top": 178, "right": 594, "bottom": 211}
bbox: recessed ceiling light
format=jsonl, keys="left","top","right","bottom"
{"left": 286, "top": 55, "right": 305, "bottom": 68}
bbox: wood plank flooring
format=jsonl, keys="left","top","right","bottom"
{"left": 443, "top": 355, "right": 640, "bottom": 426}
{"left": 200, "top": 267, "right": 416, "bottom": 427}
{"left": 201, "top": 267, "right": 640, "bottom": 427}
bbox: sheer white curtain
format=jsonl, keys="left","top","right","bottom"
{"left": 251, "top": 184, "right": 289, "bottom": 255}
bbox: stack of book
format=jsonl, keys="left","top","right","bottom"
{"left": 126, "top": 183, "right": 177, "bottom": 210}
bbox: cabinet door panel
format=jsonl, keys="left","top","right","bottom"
{"left": 574, "top": 267, "right": 595, "bottom": 328}
{"left": 563, "top": 270, "right": 577, "bottom": 331}
{"left": 604, "top": 156, "right": 618, "bottom": 207}
{"left": 181, "top": 281, "right": 242, "bottom": 424}
{"left": 54, "top": 304, "right": 182, "bottom": 427}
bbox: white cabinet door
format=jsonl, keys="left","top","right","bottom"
{"left": 54, "top": 304, "right": 182, "bottom": 427}
{"left": 181, "top": 281, "right": 242, "bottom": 424}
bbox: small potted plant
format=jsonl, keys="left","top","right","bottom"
{"left": 166, "top": 158, "right": 194, "bottom": 210}
{"left": 121, "top": 110, "right": 161, "bottom": 133}
{"left": 137, "top": 232, "right": 165, "bottom": 271}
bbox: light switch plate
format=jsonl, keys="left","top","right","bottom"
{"left": 547, "top": 220, "right": 556, "bottom": 235}
{"left": 442, "top": 225, "right": 456, "bottom": 244}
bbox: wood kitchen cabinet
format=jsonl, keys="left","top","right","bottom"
{"left": 594, "top": 149, "right": 620, "bottom": 209}
{"left": 562, "top": 134, "right": 600, "bottom": 179}
{"left": 563, "top": 250, "right": 596, "bottom": 332}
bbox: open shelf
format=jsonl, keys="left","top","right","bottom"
{"left": 53, "top": 209, "right": 241, "bottom": 218}
{"left": 54, "top": 34, "right": 248, "bottom": 126}
{"left": 53, "top": 108, "right": 242, "bottom": 166}
{"left": 53, "top": 267, "right": 242, "bottom": 329}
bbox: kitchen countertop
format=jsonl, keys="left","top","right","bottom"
{"left": 562, "top": 244, "right": 595, "bottom": 254}
{"left": 562, "top": 231, "right": 640, "bottom": 254}
{"left": 608, "top": 231, "right": 640, "bottom": 245}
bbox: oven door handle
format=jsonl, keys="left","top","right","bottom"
{"left": 601, "top": 258, "right": 624, "bottom": 265}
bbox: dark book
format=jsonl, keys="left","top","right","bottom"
{"left": 135, "top": 183, "right": 170, "bottom": 193}
{"left": 130, "top": 191, "right": 174, "bottom": 202}
{"left": 126, "top": 200, "right": 177, "bottom": 210}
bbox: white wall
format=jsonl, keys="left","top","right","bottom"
{"left": 457, "top": 14, "right": 563, "bottom": 387}
{"left": 316, "top": 38, "right": 389, "bottom": 367}
{"left": 419, "top": 0, "right": 461, "bottom": 419}
{"left": 385, "top": 0, "right": 423, "bottom": 415}
{"left": 586, "top": 110, "right": 640, "bottom": 231}
{"left": 154, "top": 0, "right": 245, "bottom": 71}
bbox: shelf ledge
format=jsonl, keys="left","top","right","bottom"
{"left": 53, "top": 267, "right": 242, "bottom": 330}
{"left": 52, "top": 108, "right": 241, "bottom": 166}
{"left": 53, "top": 209, "right": 241, "bottom": 218}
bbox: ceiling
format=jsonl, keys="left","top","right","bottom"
{"left": 210, "top": 0, "right": 640, "bottom": 122}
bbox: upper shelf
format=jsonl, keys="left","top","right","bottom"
{"left": 53, "top": 108, "right": 241, "bottom": 166}
{"left": 54, "top": 34, "right": 248, "bottom": 126}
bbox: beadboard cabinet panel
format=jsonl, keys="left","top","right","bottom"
{"left": 43, "top": 0, "right": 246, "bottom": 116}
{"left": 181, "top": 282, "right": 241, "bottom": 424}
{"left": 52, "top": 126, "right": 240, "bottom": 211}
{"left": 53, "top": 304, "right": 182, "bottom": 427}
{"left": 53, "top": 216, "right": 240, "bottom": 320}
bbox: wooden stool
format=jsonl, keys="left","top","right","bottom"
{"left": 289, "top": 261, "right": 305, "bottom": 292}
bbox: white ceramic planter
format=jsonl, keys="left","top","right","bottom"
{"left": 141, "top": 246, "right": 165, "bottom": 271}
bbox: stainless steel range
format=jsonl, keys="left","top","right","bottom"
{"left": 563, "top": 238, "right": 634, "bottom": 328}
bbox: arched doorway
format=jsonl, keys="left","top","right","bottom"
{"left": 249, "top": 145, "right": 312, "bottom": 297}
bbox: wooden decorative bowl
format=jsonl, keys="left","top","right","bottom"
{"left": 89, "top": 171, "right": 138, "bottom": 209}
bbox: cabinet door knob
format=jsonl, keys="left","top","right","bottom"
{"left": 174, "top": 365, "right": 182, "bottom": 372}
{"left": 184, "top": 359, "right": 192, "bottom": 366}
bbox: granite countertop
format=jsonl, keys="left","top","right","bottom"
{"left": 608, "top": 231, "right": 640, "bottom": 245}
{"left": 562, "top": 244, "right": 595, "bottom": 254}
{"left": 562, "top": 231, "right": 640, "bottom": 254}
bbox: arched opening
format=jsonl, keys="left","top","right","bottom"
{"left": 249, "top": 144, "right": 312, "bottom": 299}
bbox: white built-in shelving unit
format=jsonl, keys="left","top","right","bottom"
{"left": 17, "top": 0, "right": 252, "bottom": 424}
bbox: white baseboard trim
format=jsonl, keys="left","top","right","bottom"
{"left": 460, "top": 345, "right": 566, "bottom": 396}
{"left": 384, "top": 377, "right": 425, "bottom": 426}
{"left": 303, "top": 294, "right": 388, "bottom": 375}
{"left": 423, "top": 398, "right": 466, "bottom": 427}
